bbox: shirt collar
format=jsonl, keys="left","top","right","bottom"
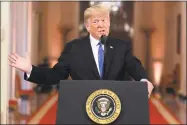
{"left": 89, "top": 34, "right": 100, "bottom": 47}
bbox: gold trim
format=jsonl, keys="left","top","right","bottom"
{"left": 86, "top": 89, "right": 121, "bottom": 124}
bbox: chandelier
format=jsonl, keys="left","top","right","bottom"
{"left": 89, "top": 1, "right": 122, "bottom": 12}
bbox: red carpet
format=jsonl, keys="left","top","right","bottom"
{"left": 35, "top": 97, "right": 170, "bottom": 124}
{"left": 39, "top": 102, "right": 58, "bottom": 124}
{"left": 149, "top": 100, "right": 168, "bottom": 124}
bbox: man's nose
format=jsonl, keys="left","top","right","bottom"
{"left": 98, "top": 20, "right": 104, "bottom": 27}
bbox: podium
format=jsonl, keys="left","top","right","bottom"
{"left": 56, "top": 80, "right": 150, "bottom": 124}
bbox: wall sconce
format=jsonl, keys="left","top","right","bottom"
{"left": 153, "top": 59, "right": 163, "bottom": 87}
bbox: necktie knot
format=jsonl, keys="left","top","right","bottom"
{"left": 98, "top": 42, "right": 102, "bottom": 46}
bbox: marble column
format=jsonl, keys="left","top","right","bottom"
{"left": 1, "top": 2, "right": 11, "bottom": 124}
{"left": 10, "top": 2, "right": 33, "bottom": 92}
{"left": 39, "top": 2, "right": 80, "bottom": 67}
{"left": 133, "top": 2, "right": 154, "bottom": 67}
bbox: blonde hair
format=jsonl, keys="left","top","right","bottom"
{"left": 84, "top": 4, "right": 110, "bottom": 23}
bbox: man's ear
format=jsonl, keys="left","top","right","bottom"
{"left": 108, "top": 15, "right": 111, "bottom": 27}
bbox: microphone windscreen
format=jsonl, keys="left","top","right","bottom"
{"left": 100, "top": 35, "right": 108, "bottom": 45}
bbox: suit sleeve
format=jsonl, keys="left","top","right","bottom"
{"left": 24, "top": 42, "right": 72, "bottom": 85}
{"left": 124, "top": 41, "right": 148, "bottom": 81}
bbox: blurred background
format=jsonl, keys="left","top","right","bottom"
{"left": 1, "top": 1, "right": 186, "bottom": 124}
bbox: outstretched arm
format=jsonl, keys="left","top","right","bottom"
{"left": 8, "top": 42, "right": 72, "bottom": 85}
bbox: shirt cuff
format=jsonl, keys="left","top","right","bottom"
{"left": 26, "top": 72, "right": 31, "bottom": 78}
{"left": 140, "top": 79, "right": 148, "bottom": 82}
{"left": 26, "top": 66, "right": 32, "bottom": 78}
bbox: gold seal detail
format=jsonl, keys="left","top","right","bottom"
{"left": 86, "top": 89, "right": 121, "bottom": 124}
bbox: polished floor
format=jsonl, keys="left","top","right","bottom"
{"left": 161, "top": 93, "right": 186, "bottom": 124}
{"left": 7, "top": 87, "right": 186, "bottom": 124}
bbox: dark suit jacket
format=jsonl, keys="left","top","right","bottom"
{"left": 25, "top": 35, "right": 147, "bottom": 85}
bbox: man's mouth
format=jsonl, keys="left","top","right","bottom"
{"left": 99, "top": 30, "right": 105, "bottom": 34}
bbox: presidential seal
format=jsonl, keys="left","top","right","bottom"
{"left": 86, "top": 89, "right": 121, "bottom": 124}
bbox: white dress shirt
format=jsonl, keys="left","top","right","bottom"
{"left": 89, "top": 34, "right": 104, "bottom": 76}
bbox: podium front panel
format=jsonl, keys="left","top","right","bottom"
{"left": 56, "top": 80, "right": 150, "bottom": 124}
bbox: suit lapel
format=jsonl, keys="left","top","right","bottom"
{"left": 82, "top": 35, "right": 101, "bottom": 80}
{"left": 103, "top": 37, "right": 115, "bottom": 79}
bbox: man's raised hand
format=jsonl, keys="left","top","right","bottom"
{"left": 8, "top": 53, "right": 32, "bottom": 73}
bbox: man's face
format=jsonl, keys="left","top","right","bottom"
{"left": 85, "top": 12, "right": 110, "bottom": 40}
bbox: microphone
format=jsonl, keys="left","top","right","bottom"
{"left": 100, "top": 35, "right": 108, "bottom": 45}
{"left": 100, "top": 35, "right": 108, "bottom": 55}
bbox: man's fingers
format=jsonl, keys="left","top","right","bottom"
{"left": 13, "top": 53, "right": 19, "bottom": 59}
{"left": 9, "top": 54, "right": 17, "bottom": 61}
{"left": 9, "top": 62, "right": 16, "bottom": 67}
{"left": 148, "top": 92, "right": 151, "bottom": 98}
{"left": 8, "top": 56, "right": 16, "bottom": 63}
{"left": 147, "top": 82, "right": 154, "bottom": 93}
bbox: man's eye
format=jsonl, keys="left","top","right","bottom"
{"left": 93, "top": 20, "right": 99, "bottom": 24}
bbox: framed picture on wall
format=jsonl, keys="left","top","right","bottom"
{"left": 176, "top": 14, "right": 181, "bottom": 55}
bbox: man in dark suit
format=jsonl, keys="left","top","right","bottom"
{"left": 8, "top": 4, "right": 154, "bottom": 97}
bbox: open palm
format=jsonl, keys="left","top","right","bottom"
{"left": 8, "top": 53, "right": 32, "bottom": 73}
